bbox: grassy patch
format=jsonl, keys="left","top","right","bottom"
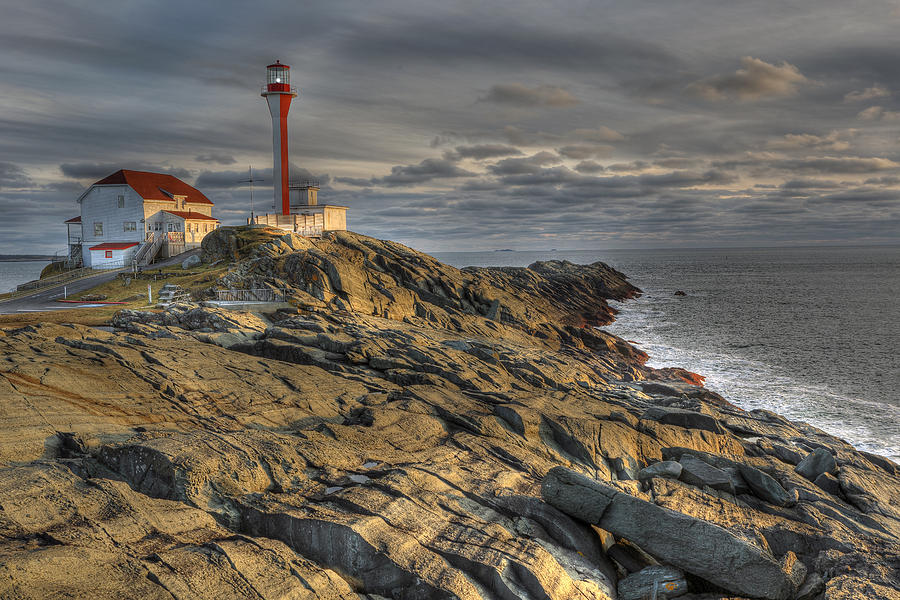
{"left": 83, "top": 261, "right": 231, "bottom": 303}
{"left": 0, "top": 260, "right": 231, "bottom": 329}
{"left": 0, "top": 305, "right": 131, "bottom": 329}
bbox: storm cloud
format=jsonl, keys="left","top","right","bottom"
{"left": 0, "top": 0, "right": 898, "bottom": 253}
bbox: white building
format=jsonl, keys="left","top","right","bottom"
{"left": 66, "top": 170, "right": 220, "bottom": 268}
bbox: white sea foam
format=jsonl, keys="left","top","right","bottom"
{"left": 605, "top": 299, "right": 900, "bottom": 461}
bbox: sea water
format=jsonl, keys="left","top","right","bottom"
{"left": 433, "top": 246, "right": 900, "bottom": 461}
{"left": 0, "top": 260, "right": 50, "bottom": 293}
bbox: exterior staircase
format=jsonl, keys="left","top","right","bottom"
{"left": 133, "top": 233, "right": 163, "bottom": 267}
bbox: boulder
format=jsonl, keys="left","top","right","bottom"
{"left": 770, "top": 442, "right": 804, "bottom": 466}
{"left": 795, "top": 448, "right": 838, "bottom": 481}
{"left": 779, "top": 551, "right": 808, "bottom": 593}
{"left": 542, "top": 467, "right": 798, "bottom": 600}
{"left": 638, "top": 460, "right": 683, "bottom": 481}
{"left": 641, "top": 406, "right": 724, "bottom": 434}
{"left": 722, "top": 466, "right": 751, "bottom": 495}
{"left": 738, "top": 464, "right": 796, "bottom": 507}
{"left": 617, "top": 565, "right": 688, "bottom": 600}
{"left": 540, "top": 465, "right": 615, "bottom": 525}
{"left": 814, "top": 472, "right": 841, "bottom": 495}
{"left": 181, "top": 254, "right": 201, "bottom": 269}
{"left": 678, "top": 454, "right": 734, "bottom": 493}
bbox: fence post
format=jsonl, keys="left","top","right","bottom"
{"left": 148, "top": 283, "right": 152, "bottom": 304}
{"left": 64, "top": 285, "right": 67, "bottom": 300}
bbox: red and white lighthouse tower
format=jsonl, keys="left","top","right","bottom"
{"left": 261, "top": 60, "right": 298, "bottom": 215}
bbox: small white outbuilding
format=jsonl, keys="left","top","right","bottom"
{"left": 87, "top": 242, "right": 139, "bottom": 270}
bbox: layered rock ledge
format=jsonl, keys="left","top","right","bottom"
{"left": 0, "top": 228, "right": 897, "bottom": 599}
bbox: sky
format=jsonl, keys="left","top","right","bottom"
{"left": 2, "top": 0, "right": 900, "bottom": 254}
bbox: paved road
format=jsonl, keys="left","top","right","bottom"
{"left": 0, "top": 250, "right": 200, "bottom": 315}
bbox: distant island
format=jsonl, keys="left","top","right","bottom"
{"left": 493, "top": 248, "right": 514, "bottom": 252}
{"left": 0, "top": 255, "right": 54, "bottom": 262}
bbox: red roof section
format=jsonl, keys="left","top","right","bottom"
{"left": 65, "top": 216, "right": 81, "bottom": 223}
{"left": 93, "top": 170, "right": 213, "bottom": 205}
{"left": 163, "top": 210, "right": 220, "bottom": 221}
{"left": 89, "top": 242, "right": 139, "bottom": 251}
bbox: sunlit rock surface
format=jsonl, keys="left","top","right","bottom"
{"left": 1, "top": 228, "right": 897, "bottom": 599}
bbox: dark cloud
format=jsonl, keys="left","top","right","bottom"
{"left": 60, "top": 163, "right": 192, "bottom": 181}
{"left": 445, "top": 144, "right": 523, "bottom": 160}
{"left": 487, "top": 152, "right": 561, "bottom": 176}
{"left": 195, "top": 168, "right": 272, "bottom": 190}
{"left": 334, "top": 176, "right": 373, "bottom": 187}
{"left": 776, "top": 157, "right": 900, "bottom": 174}
{"left": 571, "top": 128, "right": 625, "bottom": 143}
{"left": 781, "top": 179, "right": 842, "bottom": 189}
{"left": 339, "top": 20, "right": 680, "bottom": 77}
{"left": 0, "top": 162, "right": 34, "bottom": 190}
{"left": 377, "top": 158, "right": 476, "bottom": 187}
{"left": 59, "top": 163, "right": 122, "bottom": 180}
{"left": 478, "top": 84, "right": 578, "bottom": 107}
{"left": 557, "top": 145, "right": 614, "bottom": 160}
{"left": 574, "top": 161, "right": 605, "bottom": 174}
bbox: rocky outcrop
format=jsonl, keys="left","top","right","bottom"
{"left": 542, "top": 467, "right": 801, "bottom": 600}
{"left": 1, "top": 228, "right": 898, "bottom": 599}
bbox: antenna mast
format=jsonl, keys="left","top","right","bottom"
{"left": 237, "top": 166, "right": 264, "bottom": 224}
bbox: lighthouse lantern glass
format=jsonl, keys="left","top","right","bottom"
{"left": 267, "top": 66, "right": 289, "bottom": 86}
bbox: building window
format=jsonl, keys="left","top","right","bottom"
{"left": 94, "top": 222, "right": 103, "bottom": 236}
{"left": 124, "top": 221, "right": 136, "bottom": 232}
{"left": 105, "top": 250, "right": 113, "bottom": 258}
{"left": 117, "top": 195, "right": 125, "bottom": 208}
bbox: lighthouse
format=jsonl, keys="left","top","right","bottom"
{"left": 261, "top": 60, "right": 298, "bottom": 215}
{"left": 251, "top": 60, "right": 348, "bottom": 235}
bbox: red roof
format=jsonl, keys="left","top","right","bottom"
{"left": 93, "top": 170, "right": 213, "bottom": 205}
{"left": 89, "top": 242, "right": 139, "bottom": 251}
{"left": 267, "top": 61, "right": 289, "bottom": 69}
{"left": 65, "top": 216, "right": 81, "bottom": 223}
{"left": 163, "top": 210, "right": 220, "bottom": 221}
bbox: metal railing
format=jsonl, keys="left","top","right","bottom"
{"left": 10, "top": 260, "right": 128, "bottom": 296}
{"left": 133, "top": 233, "right": 163, "bottom": 266}
{"left": 214, "top": 288, "right": 290, "bottom": 303}
{"left": 288, "top": 179, "right": 320, "bottom": 189}
{"left": 260, "top": 84, "right": 298, "bottom": 96}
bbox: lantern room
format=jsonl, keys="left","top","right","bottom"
{"left": 266, "top": 61, "right": 291, "bottom": 93}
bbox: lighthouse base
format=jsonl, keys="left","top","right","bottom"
{"left": 248, "top": 204, "right": 348, "bottom": 237}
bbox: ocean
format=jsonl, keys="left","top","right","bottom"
{"left": 0, "top": 260, "right": 50, "bottom": 294}
{"left": 433, "top": 246, "right": 900, "bottom": 461}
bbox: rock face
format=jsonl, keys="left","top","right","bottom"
{"left": 795, "top": 448, "right": 839, "bottom": 481}
{"left": 1, "top": 228, "right": 898, "bottom": 599}
{"left": 542, "top": 467, "right": 799, "bottom": 600}
{"left": 181, "top": 253, "right": 201, "bottom": 269}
